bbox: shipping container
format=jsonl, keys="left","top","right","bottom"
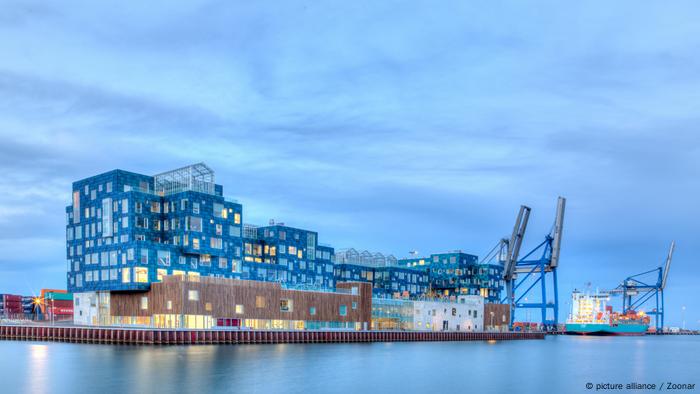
{"left": 45, "top": 292, "right": 73, "bottom": 302}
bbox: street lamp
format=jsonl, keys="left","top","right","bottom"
{"left": 682, "top": 306, "right": 686, "bottom": 331}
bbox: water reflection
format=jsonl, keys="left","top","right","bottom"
{"left": 27, "top": 344, "right": 48, "bottom": 394}
{"left": 0, "top": 336, "right": 697, "bottom": 394}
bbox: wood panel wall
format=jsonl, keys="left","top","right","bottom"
{"left": 110, "top": 277, "right": 372, "bottom": 325}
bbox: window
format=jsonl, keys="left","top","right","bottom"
{"left": 135, "top": 202, "right": 142, "bottom": 213}
{"left": 210, "top": 238, "right": 222, "bottom": 249}
{"left": 235, "top": 304, "right": 244, "bottom": 314}
{"left": 255, "top": 296, "right": 266, "bottom": 308}
{"left": 352, "top": 301, "right": 357, "bottom": 310}
{"left": 215, "top": 224, "right": 222, "bottom": 236}
{"left": 140, "top": 296, "right": 148, "bottom": 310}
{"left": 101, "top": 198, "right": 113, "bottom": 237}
{"left": 193, "top": 202, "right": 200, "bottom": 214}
{"left": 234, "top": 213, "right": 241, "bottom": 224}
{"left": 309, "top": 307, "right": 316, "bottom": 316}
{"left": 188, "top": 216, "right": 202, "bottom": 232}
{"left": 140, "top": 249, "right": 149, "bottom": 264}
{"left": 157, "top": 269, "right": 167, "bottom": 281}
{"left": 192, "top": 238, "right": 200, "bottom": 250}
{"left": 166, "top": 300, "right": 172, "bottom": 310}
{"left": 280, "top": 299, "right": 293, "bottom": 312}
{"left": 205, "top": 302, "right": 212, "bottom": 312}
{"left": 229, "top": 225, "right": 241, "bottom": 237}
{"left": 218, "top": 257, "right": 227, "bottom": 269}
{"left": 134, "top": 267, "right": 148, "bottom": 283}
{"left": 200, "top": 254, "right": 211, "bottom": 266}
{"left": 188, "top": 290, "right": 199, "bottom": 301}
{"left": 72, "top": 191, "right": 81, "bottom": 223}
{"left": 288, "top": 246, "right": 297, "bottom": 255}
{"left": 136, "top": 216, "right": 148, "bottom": 229}
{"left": 122, "top": 268, "right": 131, "bottom": 283}
{"left": 213, "top": 203, "right": 224, "bottom": 218}
{"left": 157, "top": 250, "right": 171, "bottom": 266}
{"left": 339, "top": 305, "right": 347, "bottom": 316}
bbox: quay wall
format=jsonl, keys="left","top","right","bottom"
{"left": 0, "top": 325, "right": 544, "bottom": 345}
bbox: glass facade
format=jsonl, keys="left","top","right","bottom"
{"left": 66, "top": 164, "right": 503, "bottom": 303}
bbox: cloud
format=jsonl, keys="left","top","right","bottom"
{"left": 0, "top": 0, "right": 698, "bottom": 325}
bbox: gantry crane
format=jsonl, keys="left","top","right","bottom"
{"left": 495, "top": 197, "right": 566, "bottom": 330}
{"left": 606, "top": 241, "right": 675, "bottom": 331}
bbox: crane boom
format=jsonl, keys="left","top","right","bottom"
{"left": 661, "top": 240, "right": 675, "bottom": 290}
{"left": 504, "top": 205, "right": 530, "bottom": 281}
{"left": 549, "top": 197, "right": 566, "bottom": 268}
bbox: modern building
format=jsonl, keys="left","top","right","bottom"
{"left": 399, "top": 251, "right": 504, "bottom": 303}
{"left": 66, "top": 164, "right": 245, "bottom": 293}
{"left": 371, "top": 296, "right": 485, "bottom": 332}
{"left": 334, "top": 248, "right": 429, "bottom": 298}
{"left": 66, "top": 163, "right": 506, "bottom": 328}
{"left": 75, "top": 276, "right": 371, "bottom": 330}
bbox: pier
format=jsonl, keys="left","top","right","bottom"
{"left": 0, "top": 325, "right": 543, "bottom": 345}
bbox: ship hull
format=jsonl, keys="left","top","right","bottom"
{"left": 565, "top": 323, "right": 648, "bottom": 336}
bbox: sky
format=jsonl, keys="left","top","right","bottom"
{"left": 0, "top": 0, "right": 698, "bottom": 328}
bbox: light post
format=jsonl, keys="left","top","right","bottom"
{"left": 682, "top": 306, "right": 686, "bottom": 331}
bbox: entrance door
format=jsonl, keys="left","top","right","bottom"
{"left": 442, "top": 320, "right": 448, "bottom": 331}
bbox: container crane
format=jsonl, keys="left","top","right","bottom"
{"left": 498, "top": 197, "right": 566, "bottom": 330}
{"left": 608, "top": 241, "right": 675, "bottom": 331}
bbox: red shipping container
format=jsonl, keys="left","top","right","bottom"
{"left": 48, "top": 306, "right": 74, "bottom": 315}
{"left": 46, "top": 300, "right": 73, "bottom": 308}
{"left": 3, "top": 295, "right": 22, "bottom": 302}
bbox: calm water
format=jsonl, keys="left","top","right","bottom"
{"left": 0, "top": 335, "right": 698, "bottom": 394}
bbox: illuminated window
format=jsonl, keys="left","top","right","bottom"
{"left": 297, "top": 250, "right": 303, "bottom": 259}
{"left": 187, "top": 272, "right": 200, "bottom": 282}
{"left": 289, "top": 246, "right": 297, "bottom": 255}
{"left": 167, "top": 300, "right": 172, "bottom": 310}
{"left": 255, "top": 296, "right": 266, "bottom": 308}
{"left": 210, "top": 238, "right": 222, "bottom": 249}
{"left": 172, "top": 270, "right": 185, "bottom": 277}
{"left": 134, "top": 267, "right": 149, "bottom": 283}
{"left": 122, "top": 268, "right": 131, "bottom": 283}
{"left": 234, "top": 213, "right": 241, "bottom": 224}
{"left": 205, "top": 302, "right": 212, "bottom": 312}
{"left": 188, "top": 290, "right": 199, "bottom": 301}
{"left": 270, "top": 246, "right": 276, "bottom": 256}
{"left": 192, "top": 238, "right": 200, "bottom": 250}
{"left": 157, "top": 269, "right": 167, "bottom": 281}
{"left": 235, "top": 304, "right": 244, "bottom": 314}
{"left": 140, "top": 297, "right": 148, "bottom": 310}
{"left": 280, "top": 299, "right": 293, "bottom": 312}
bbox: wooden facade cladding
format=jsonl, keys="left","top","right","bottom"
{"left": 110, "top": 277, "right": 371, "bottom": 325}
{"left": 483, "top": 303, "right": 510, "bottom": 328}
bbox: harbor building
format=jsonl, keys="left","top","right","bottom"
{"left": 66, "top": 163, "right": 507, "bottom": 329}
{"left": 399, "top": 252, "right": 505, "bottom": 303}
{"left": 334, "top": 248, "right": 429, "bottom": 298}
{"left": 371, "top": 296, "right": 484, "bottom": 332}
{"left": 75, "top": 276, "right": 371, "bottom": 330}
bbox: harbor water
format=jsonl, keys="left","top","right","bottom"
{"left": 0, "top": 335, "right": 697, "bottom": 394}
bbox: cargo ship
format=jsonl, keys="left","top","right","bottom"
{"left": 565, "top": 290, "right": 649, "bottom": 336}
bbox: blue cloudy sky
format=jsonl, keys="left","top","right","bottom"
{"left": 0, "top": 1, "right": 698, "bottom": 327}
